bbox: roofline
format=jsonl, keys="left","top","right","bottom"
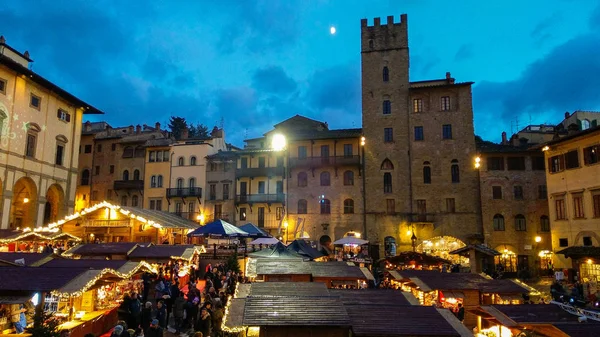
{"left": 409, "top": 82, "right": 474, "bottom": 90}
{"left": 272, "top": 114, "right": 326, "bottom": 128}
{"left": 0, "top": 54, "right": 103, "bottom": 114}
{"left": 534, "top": 125, "right": 600, "bottom": 149}
{"left": 0, "top": 42, "right": 34, "bottom": 62}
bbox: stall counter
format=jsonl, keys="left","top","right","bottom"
{"left": 58, "top": 307, "right": 118, "bottom": 337}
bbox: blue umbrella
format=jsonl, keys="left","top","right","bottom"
{"left": 238, "top": 223, "right": 271, "bottom": 238}
{"left": 187, "top": 219, "right": 249, "bottom": 238}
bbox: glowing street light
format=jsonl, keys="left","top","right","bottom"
{"left": 474, "top": 156, "right": 481, "bottom": 169}
{"left": 272, "top": 134, "right": 286, "bottom": 151}
{"left": 360, "top": 136, "right": 366, "bottom": 146}
{"left": 23, "top": 198, "right": 29, "bottom": 204}
{"left": 197, "top": 213, "right": 205, "bottom": 224}
{"left": 535, "top": 236, "right": 542, "bottom": 243}
{"left": 542, "top": 146, "right": 550, "bottom": 152}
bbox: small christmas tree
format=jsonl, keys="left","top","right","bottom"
{"left": 26, "top": 309, "right": 61, "bottom": 337}
{"left": 226, "top": 251, "right": 241, "bottom": 274}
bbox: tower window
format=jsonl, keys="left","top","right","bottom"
{"left": 368, "top": 39, "right": 374, "bottom": 49}
{"left": 382, "top": 67, "right": 389, "bottom": 82}
{"left": 30, "top": 94, "right": 41, "bottom": 110}
{"left": 414, "top": 126, "right": 424, "bottom": 141}
{"left": 442, "top": 125, "right": 452, "bottom": 139}
{"left": 383, "top": 172, "right": 392, "bottom": 193}
{"left": 413, "top": 99, "right": 423, "bottom": 113}
{"left": 451, "top": 160, "right": 460, "bottom": 183}
{"left": 384, "top": 128, "right": 393, "bottom": 142}
{"left": 382, "top": 100, "right": 391, "bottom": 115}
{"left": 441, "top": 96, "right": 450, "bottom": 111}
{"left": 423, "top": 164, "right": 431, "bottom": 184}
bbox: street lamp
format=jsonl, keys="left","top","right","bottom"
{"left": 535, "top": 236, "right": 542, "bottom": 243}
{"left": 474, "top": 156, "right": 481, "bottom": 169}
{"left": 196, "top": 213, "right": 205, "bottom": 225}
{"left": 283, "top": 221, "right": 289, "bottom": 244}
{"left": 272, "top": 134, "right": 286, "bottom": 151}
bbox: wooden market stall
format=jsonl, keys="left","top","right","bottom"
{"left": 127, "top": 244, "right": 204, "bottom": 285}
{"left": 388, "top": 270, "right": 535, "bottom": 329}
{"left": 0, "top": 229, "right": 81, "bottom": 253}
{"left": 0, "top": 252, "right": 54, "bottom": 266}
{"left": 47, "top": 201, "right": 200, "bottom": 244}
{"left": 62, "top": 242, "right": 141, "bottom": 260}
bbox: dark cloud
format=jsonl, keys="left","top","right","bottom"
{"left": 454, "top": 44, "right": 473, "bottom": 62}
{"left": 216, "top": 1, "right": 301, "bottom": 54}
{"left": 252, "top": 66, "right": 297, "bottom": 94}
{"left": 530, "top": 13, "right": 560, "bottom": 46}
{"left": 474, "top": 34, "right": 600, "bottom": 137}
{"left": 590, "top": 4, "right": 600, "bottom": 31}
{"left": 410, "top": 53, "right": 440, "bottom": 79}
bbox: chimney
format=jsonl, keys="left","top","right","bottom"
{"left": 0, "top": 36, "right": 5, "bottom": 44}
{"left": 511, "top": 134, "right": 520, "bottom": 147}
{"left": 181, "top": 127, "right": 189, "bottom": 140}
{"left": 155, "top": 122, "right": 161, "bottom": 130}
{"left": 501, "top": 132, "right": 507, "bottom": 145}
{"left": 128, "top": 125, "right": 134, "bottom": 134}
{"left": 136, "top": 124, "right": 141, "bottom": 134}
{"left": 84, "top": 121, "right": 92, "bottom": 132}
{"left": 446, "top": 72, "right": 451, "bottom": 79}
{"left": 23, "top": 51, "right": 30, "bottom": 59}
{"left": 211, "top": 126, "right": 220, "bottom": 138}
{"left": 565, "top": 111, "right": 570, "bottom": 119}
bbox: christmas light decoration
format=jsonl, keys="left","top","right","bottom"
{"left": 222, "top": 282, "right": 249, "bottom": 333}
{"left": 0, "top": 230, "right": 82, "bottom": 244}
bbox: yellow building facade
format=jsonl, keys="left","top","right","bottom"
{"left": 543, "top": 127, "right": 600, "bottom": 281}
{"left": 0, "top": 38, "right": 102, "bottom": 228}
{"left": 143, "top": 139, "right": 172, "bottom": 212}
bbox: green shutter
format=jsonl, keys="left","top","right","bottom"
{"left": 592, "top": 120, "right": 598, "bottom": 127}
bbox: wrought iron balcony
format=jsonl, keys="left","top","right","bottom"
{"left": 409, "top": 213, "right": 436, "bottom": 224}
{"left": 235, "top": 166, "right": 285, "bottom": 178}
{"left": 171, "top": 212, "right": 200, "bottom": 221}
{"left": 113, "top": 180, "right": 144, "bottom": 190}
{"left": 235, "top": 193, "right": 285, "bottom": 204}
{"left": 289, "top": 155, "right": 361, "bottom": 168}
{"left": 166, "top": 187, "right": 203, "bottom": 198}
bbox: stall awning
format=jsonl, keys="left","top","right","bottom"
{"left": 0, "top": 295, "right": 32, "bottom": 304}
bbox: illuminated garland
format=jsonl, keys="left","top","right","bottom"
{"left": 0, "top": 231, "right": 82, "bottom": 244}
{"left": 47, "top": 201, "right": 164, "bottom": 229}
{"left": 222, "top": 282, "right": 248, "bottom": 333}
{"left": 51, "top": 261, "right": 157, "bottom": 298}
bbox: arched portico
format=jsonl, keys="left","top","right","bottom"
{"left": 10, "top": 177, "right": 38, "bottom": 229}
{"left": 44, "top": 184, "right": 65, "bottom": 225}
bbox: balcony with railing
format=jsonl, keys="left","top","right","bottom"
{"left": 167, "top": 187, "right": 203, "bottom": 198}
{"left": 235, "top": 166, "right": 285, "bottom": 178}
{"left": 235, "top": 193, "right": 285, "bottom": 204}
{"left": 289, "top": 155, "right": 361, "bottom": 168}
{"left": 171, "top": 212, "right": 200, "bottom": 221}
{"left": 113, "top": 180, "right": 144, "bottom": 190}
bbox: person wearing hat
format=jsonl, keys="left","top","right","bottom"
{"left": 146, "top": 319, "right": 163, "bottom": 337}
{"left": 110, "top": 325, "right": 124, "bottom": 337}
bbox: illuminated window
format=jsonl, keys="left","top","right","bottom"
{"left": 413, "top": 99, "right": 423, "bottom": 113}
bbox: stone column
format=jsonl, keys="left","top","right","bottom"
{"left": 36, "top": 197, "right": 47, "bottom": 228}
{"left": 1, "top": 191, "right": 13, "bottom": 229}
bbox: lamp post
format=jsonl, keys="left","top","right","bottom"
{"left": 360, "top": 136, "right": 367, "bottom": 241}
{"left": 411, "top": 226, "right": 417, "bottom": 252}
{"left": 283, "top": 221, "right": 289, "bottom": 244}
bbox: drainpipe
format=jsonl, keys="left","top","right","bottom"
{"left": 89, "top": 141, "right": 96, "bottom": 207}
{"left": 361, "top": 142, "right": 367, "bottom": 240}
{"left": 66, "top": 107, "right": 79, "bottom": 214}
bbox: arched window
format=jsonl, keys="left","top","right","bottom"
{"left": 157, "top": 175, "right": 163, "bottom": 188}
{"left": 451, "top": 159, "right": 460, "bottom": 183}
{"left": 131, "top": 195, "right": 139, "bottom": 207}
{"left": 190, "top": 156, "right": 197, "bottom": 166}
{"left": 540, "top": 215, "right": 550, "bottom": 232}
{"left": 343, "top": 199, "right": 354, "bottom": 214}
{"left": 320, "top": 199, "right": 331, "bottom": 214}
{"left": 298, "top": 172, "right": 308, "bottom": 187}
{"left": 383, "top": 172, "right": 392, "bottom": 193}
{"left": 122, "top": 170, "right": 130, "bottom": 181}
{"left": 582, "top": 119, "right": 591, "bottom": 130}
{"left": 343, "top": 171, "right": 354, "bottom": 186}
{"left": 189, "top": 178, "right": 196, "bottom": 188}
{"left": 298, "top": 199, "right": 307, "bottom": 214}
{"left": 368, "top": 39, "right": 374, "bottom": 49}
{"left": 320, "top": 171, "right": 330, "bottom": 186}
{"left": 178, "top": 157, "right": 184, "bottom": 166}
{"left": 151, "top": 175, "right": 157, "bottom": 188}
{"left": 176, "top": 178, "right": 184, "bottom": 189}
{"left": 133, "top": 169, "right": 140, "bottom": 180}
{"left": 123, "top": 146, "right": 133, "bottom": 158}
{"left": 515, "top": 214, "right": 526, "bottom": 231}
{"left": 381, "top": 159, "right": 394, "bottom": 170}
{"left": 383, "top": 66, "right": 389, "bottom": 82}
{"left": 121, "top": 195, "right": 128, "bottom": 206}
{"left": 493, "top": 214, "right": 505, "bottom": 231}
{"left": 384, "top": 236, "right": 396, "bottom": 257}
{"left": 423, "top": 161, "right": 431, "bottom": 184}
{"left": 81, "top": 169, "right": 90, "bottom": 186}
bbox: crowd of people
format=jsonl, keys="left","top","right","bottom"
{"left": 106, "top": 262, "right": 242, "bottom": 337}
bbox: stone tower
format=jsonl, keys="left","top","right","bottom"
{"left": 361, "top": 15, "right": 412, "bottom": 242}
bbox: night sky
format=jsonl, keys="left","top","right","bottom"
{"left": 1, "top": 1, "right": 599, "bottom": 146}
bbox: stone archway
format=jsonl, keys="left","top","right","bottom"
{"left": 10, "top": 177, "right": 38, "bottom": 229}
{"left": 44, "top": 184, "right": 65, "bottom": 225}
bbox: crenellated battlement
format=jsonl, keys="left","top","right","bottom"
{"left": 360, "top": 14, "right": 407, "bottom": 28}
{"left": 360, "top": 14, "right": 408, "bottom": 52}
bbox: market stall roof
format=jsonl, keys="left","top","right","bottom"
{"left": 0, "top": 294, "right": 33, "bottom": 304}
{"left": 253, "top": 259, "right": 372, "bottom": 281}
{"left": 329, "top": 289, "right": 418, "bottom": 306}
{"left": 238, "top": 223, "right": 271, "bottom": 238}
{"left": 0, "top": 267, "right": 90, "bottom": 292}
{"left": 333, "top": 236, "right": 368, "bottom": 245}
{"left": 450, "top": 244, "right": 500, "bottom": 257}
{"left": 345, "top": 305, "right": 464, "bottom": 337}
{"left": 223, "top": 298, "right": 246, "bottom": 331}
{"left": 0, "top": 252, "right": 54, "bottom": 266}
{"left": 311, "top": 263, "right": 370, "bottom": 280}
{"left": 248, "top": 237, "right": 280, "bottom": 245}
{"left": 255, "top": 259, "right": 313, "bottom": 275}
{"left": 553, "top": 322, "right": 600, "bottom": 337}
{"left": 243, "top": 297, "right": 350, "bottom": 327}
{"left": 53, "top": 269, "right": 124, "bottom": 297}
{"left": 187, "top": 219, "right": 249, "bottom": 237}
{"left": 128, "top": 244, "right": 203, "bottom": 261}
{"left": 286, "top": 239, "right": 326, "bottom": 260}
{"left": 0, "top": 229, "right": 82, "bottom": 244}
{"left": 480, "top": 304, "right": 584, "bottom": 325}
{"left": 63, "top": 242, "right": 141, "bottom": 257}
{"left": 556, "top": 246, "right": 600, "bottom": 259}
{"left": 248, "top": 242, "right": 306, "bottom": 259}
{"left": 385, "top": 251, "right": 452, "bottom": 266}
{"left": 247, "top": 282, "right": 331, "bottom": 297}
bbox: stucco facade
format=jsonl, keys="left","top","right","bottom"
{"left": 0, "top": 38, "right": 102, "bottom": 228}
{"left": 143, "top": 139, "right": 173, "bottom": 212}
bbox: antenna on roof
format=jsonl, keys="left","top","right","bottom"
{"left": 220, "top": 116, "right": 224, "bottom": 129}
{"left": 244, "top": 128, "right": 248, "bottom": 140}
{"left": 510, "top": 121, "right": 514, "bottom": 135}
{"left": 516, "top": 116, "right": 519, "bottom": 132}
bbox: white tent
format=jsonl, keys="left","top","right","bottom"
{"left": 333, "top": 237, "right": 369, "bottom": 245}
{"left": 249, "top": 237, "right": 281, "bottom": 245}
